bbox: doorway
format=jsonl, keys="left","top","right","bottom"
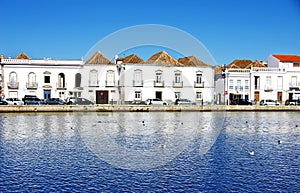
{"left": 277, "top": 92, "right": 282, "bottom": 103}
{"left": 96, "top": 90, "right": 109, "bottom": 104}
{"left": 44, "top": 90, "right": 51, "bottom": 99}
{"left": 254, "top": 92, "right": 260, "bottom": 103}
{"left": 155, "top": 91, "right": 162, "bottom": 100}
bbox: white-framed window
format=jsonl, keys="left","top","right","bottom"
{"left": 89, "top": 69, "right": 98, "bottom": 87}
{"left": 155, "top": 70, "right": 162, "bottom": 83}
{"left": 175, "top": 92, "right": 181, "bottom": 99}
{"left": 196, "top": 92, "right": 202, "bottom": 100}
{"left": 229, "top": 79, "right": 233, "bottom": 90}
{"left": 58, "top": 73, "right": 65, "bottom": 88}
{"left": 135, "top": 91, "right": 142, "bottom": 99}
{"left": 134, "top": 69, "right": 143, "bottom": 86}
{"left": 196, "top": 73, "right": 202, "bottom": 83}
{"left": 106, "top": 70, "right": 115, "bottom": 86}
{"left": 245, "top": 80, "right": 249, "bottom": 90}
{"left": 9, "top": 72, "right": 17, "bottom": 83}
{"left": 291, "top": 76, "right": 297, "bottom": 87}
{"left": 174, "top": 71, "right": 181, "bottom": 83}
{"left": 266, "top": 76, "right": 272, "bottom": 86}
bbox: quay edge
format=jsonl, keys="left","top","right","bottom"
{"left": 0, "top": 105, "right": 300, "bottom": 113}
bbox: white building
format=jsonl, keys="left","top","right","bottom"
{"left": 0, "top": 52, "right": 83, "bottom": 100}
{"left": 116, "top": 51, "right": 215, "bottom": 105}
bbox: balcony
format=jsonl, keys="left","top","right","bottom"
{"left": 57, "top": 83, "right": 67, "bottom": 90}
{"left": 173, "top": 81, "right": 183, "bottom": 88}
{"left": 106, "top": 80, "right": 116, "bottom": 87}
{"left": 26, "top": 82, "right": 38, "bottom": 89}
{"left": 88, "top": 80, "right": 99, "bottom": 87}
{"left": 133, "top": 80, "right": 143, "bottom": 87}
{"left": 7, "top": 82, "right": 19, "bottom": 89}
{"left": 194, "top": 81, "right": 204, "bottom": 88}
{"left": 264, "top": 85, "right": 273, "bottom": 92}
{"left": 154, "top": 81, "right": 164, "bottom": 87}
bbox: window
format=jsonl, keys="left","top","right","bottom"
{"left": 106, "top": 70, "right": 115, "bottom": 87}
{"left": 291, "top": 76, "right": 297, "bottom": 87}
{"left": 196, "top": 92, "right": 202, "bottom": 100}
{"left": 44, "top": 71, "right": 51, "bottom": 83}
{"left": 156, "top": 71, "right": 162, "bottom": 83}
{"left": 196, "top": 73, "right": 202, "bottom": 83}
{"left": 9, "top": 72, "right": 17, "bottom": 83}
{"left": 58, "top": 73, "right": 65, "bottom": 88}
{"left": 75, "top": 73, "right": 81, "bottom": 87}
{"left": 135, "top": 91, "right": 142, "bottom": 99}
{"left": 236, "top": 80, "right": 242, "bottom": 91}
{"left": 266, "top": 76, "right": 272, "bottom": 86}
{"left": 229, "top": 79, "right": 233, "bottom": 90}
{"left": 175, "top": 92, "right": 181, "bottom": 99}
{"left": 89, "top": 69, "right": 98, "bottom": 87}
{"left": 245, "top": 80, "right": 249, "bottom": 90}
{"left": 174, "top": 71, "right": 181, "bottom": 83}
{"left": 27, "top": 72, "right": 37, "bottom": 88}
{"left": 134, "top": 69, "right": 143, "bottom": 86}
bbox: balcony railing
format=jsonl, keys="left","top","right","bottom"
{"left": 88, "top": 80, "right": 99, "bottom": 87}
{"left": 26, "top": 82, "right": 38, "bottom": 89}
{"left": 133, "top": 80, "right": 143, "bottom": 87}
{"left": 57, "top": 83, "right": 67, "bottom": 90}
{"left": 7, "top": 82, "right": 19, "bottom": 89}
{"left": 106, "top": 80, "right": 116, "bottom": 87}
{"left": 173, "top": 81, "right": 183, "bottom": 88}
{"left": 194, "top": 81, "right": 204, "bottom": 88}
{"left": 264, "top": 85, "right": 273, "bottom": 91}
{"left": 154, "top": 81, "right": 164, "bottom": 87}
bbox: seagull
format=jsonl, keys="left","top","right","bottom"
{"left": 248, "top": 151, "right": 254, "bottom": 156}
{"left": 278, "top": 140, "right": 282, "bottom": 144}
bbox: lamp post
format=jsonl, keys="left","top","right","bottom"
{"left": 222, "top": 64, "right": 226, "bottom": 105}
{"left": 117, "top": 63, "right": 125, "bottom": 104}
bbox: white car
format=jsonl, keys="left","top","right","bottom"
{"left": 5, "top": 98, "right": 24, "bottom": 105}
{"left": 146, "top": 98, "right": 168, "bottom": 105}
{"left": 259, "top": 99, "right": 280, "bottom": 106}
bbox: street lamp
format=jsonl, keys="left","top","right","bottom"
{"left": 222, "top": 64, "right": 226, "bottom": 105}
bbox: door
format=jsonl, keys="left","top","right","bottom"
{"left": 277, "top": 92, "right": 282, "bottom": 103}
{"left": 44, "top": 90, "right": 51, "bottom": 99}
{"left": 155, "top": 91, "right": 162, "bottom": 100}
{"left": 96, "top": 91, "right": 109, "bottom": 104}
{"left": 255, "top": 92, "right": 260, "bottom": 103}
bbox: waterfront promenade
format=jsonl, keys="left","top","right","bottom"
{"left": 0, "top": 105, "right": 300, "bottom": 112}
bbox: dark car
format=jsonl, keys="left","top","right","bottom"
{"left": 44, "top": 98, "right": 67, "bottom": 105}
{"left": 22, "top": 95, "right": 43, "bottom": 105}
{"left": 0, "top": 100, "right": 8, "bottom": 105}
{"left": 67, "top": 97, "right": 94, "bottom": 105}
{"left": 230, "top": 99, "right": 252, "bottom": 105}
{"left": 285, "top": 99, "right": 300, "bottom": 106}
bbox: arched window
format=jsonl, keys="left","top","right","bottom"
{"left": 89, "top": 69, "right": 98, "bottom": 87}
{"left": 75, "top": 73, "right": 81, "bottom": 87}
{"left": 28, "top": 72, "right": 37, "bottom": 88}
{"left": 134, "top": 69, "right": 143, "bottom": 87}
{"left": 8, "top": 72, "right": 18, "bottom": 88}
{"left": 58, "top": 73, "right": 65, "bottom": 88}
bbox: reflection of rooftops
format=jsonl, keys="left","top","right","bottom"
{"left": 272, "top": 54, "right": 300, "bottom": 63}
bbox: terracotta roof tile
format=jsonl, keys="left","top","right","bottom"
{"left": 145, "top": 51, "right": 182, "bottom": 66}
{"left": 122, "top": 54, "right": 144, "bottom": 64}
{"left": 16, "top": 52, "right": 30, "bottom": 59}
{"left": 272, "top": 54, "right": 300, "bottom": 63}
{"left": 178, "top": 56, "right": 210, "bottom": 67}
{"left": 85, "top": 51, "right": 113, "bottom": 64}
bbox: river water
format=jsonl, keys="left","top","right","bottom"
{"left": 0, "top": 111, "right": 299, "bottom": 192}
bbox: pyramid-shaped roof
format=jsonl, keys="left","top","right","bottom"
{"left": 145, "top": 51, "right": 182, "bottom": 66}
{"left": 245, "top": 60, "right": 266, "bottom": 68}
{"left": 227, "top": 60, "right": 253, "bottom": 69}
{"left": 178, "top": 56, "right": 210, "bottom": 67}
{"left": 122, "top": 54, "right": 144, "bottom": 64}
{"left": 85, "top": 51, "right": 113, "bottom": 64}
{"left": 16, "top": 52, "right": 30, "bottom": 59}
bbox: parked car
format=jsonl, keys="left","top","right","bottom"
{"left": 285, "top": 99, "right": 300, "bottom": 106}
{"left": 44, "top": 98, "right": 67, "bottom": 105}
{"left": 22, "top": 95, "right": 44, "bottom": 105}
{"left": 146, "top": 98, "right": 168, "bottom": 105}
{"left": 0, "top": 99, "right": 8, "bottom": 105}
{"left": 67, "top": 97, "right": 94, "bottom": 105}
{"left": 259, "top": 99, "right": 280, "bottom": 106}
{"left": 175, "top": 99, "right": 196, "bottom": 105}
{"left": 5, "top": 98, "right": 24, "bottom": 105}
{"left": 230, "top": 99, "right": 252, "bottom": 105}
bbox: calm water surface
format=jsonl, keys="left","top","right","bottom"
{"left": 0, "top": 111, "right": 299, "bottom": 192}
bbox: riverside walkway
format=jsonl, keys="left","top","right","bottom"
{"left": 0, "top": 105, "right": 300, "bottom": 112}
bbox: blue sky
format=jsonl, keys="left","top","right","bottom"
{"left": 1, "top": 0, "right": 299, "bottom": 65}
